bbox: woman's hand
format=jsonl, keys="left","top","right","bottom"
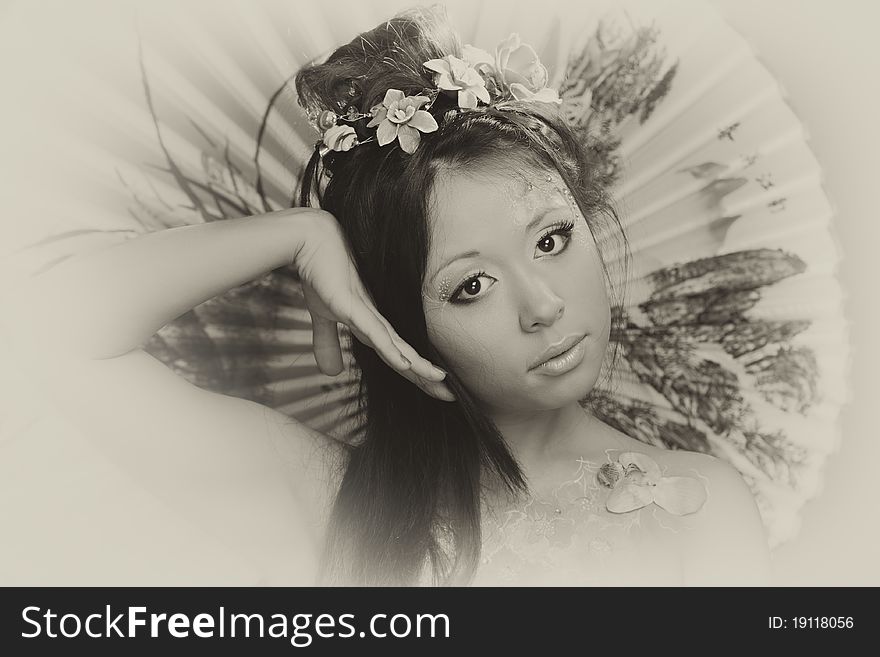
{"left": 291, "top": 209, "right": 454, "bottom": 402}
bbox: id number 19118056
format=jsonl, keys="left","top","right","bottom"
{"left": 768, "top": 616, "right": 854, "bottom": 630}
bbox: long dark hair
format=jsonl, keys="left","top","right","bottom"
{"left": 294, "top": 5, "right": 630, "bottom": 586}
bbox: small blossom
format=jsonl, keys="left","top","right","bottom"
{"left": 366, "top": 89, "right": 439, "bottom": 154}
{"left": 494, "top": 33, "right": 561, "bottom": 104}
{"left": 322, "top": 124, "right": 358, "bottom": 152}
{"left": 423, "top": 54, "right": 491, "bottom": 109}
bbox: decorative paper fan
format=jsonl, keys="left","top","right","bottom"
{"left": 1, "top": 0, "right": 850, "bottom": 551}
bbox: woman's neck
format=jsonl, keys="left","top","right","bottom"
{"left": 488, "top": 401, "right": 591, "bottom": 474}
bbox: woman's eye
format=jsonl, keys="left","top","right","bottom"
{"left": 450, "top": 272, "right": 494, "bottom": 304}
{"left": 535, "top": 223, "right": 575, "bottom": 257}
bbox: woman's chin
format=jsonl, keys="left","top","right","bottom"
{"left": 481, "top": 362, "right": 600, "bottom": 413}
{"left": 529, "top": 357, "right": 602, "bottom": 404}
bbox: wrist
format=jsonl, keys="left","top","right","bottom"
{"left": 265, "top": 207, "right": 333, "bottom": 269}
{"left": 280, "top": 208, "right": 337, "bottom": 269}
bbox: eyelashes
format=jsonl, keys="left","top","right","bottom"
{"left": 447, "top": 219, "right": 577, "bottom": 305}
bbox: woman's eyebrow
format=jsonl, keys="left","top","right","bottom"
{"left": 430, "top": 206, "right": 561, "bottom": 283}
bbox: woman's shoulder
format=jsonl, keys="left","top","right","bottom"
{"left": 590, "top": 418, "right": 772, "bottom": 584}
{"left": 651, "top": 453, "right": 772, "bottom": 584}
{"left": 24, "top": 347, "right": 343, "bottom": 582}
{"left": 589, "top": 416, "right": 739, "bottom": 481}
{"left": 184, "top": 393, "right": 346, "bottom": 579}
{"left": 628, "top": 441, "right": 750, "bottom": 504}
{"left": 239, "top": 398, "right": 349, "bottom": 534}
{"left": 600, "top": 426, "right": 758, "bottom": 525}
{"left": 674, "top": 451, "right": 773, "bottom": 584}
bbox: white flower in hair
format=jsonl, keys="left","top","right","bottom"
{"left": 322, "top": 124, "right": 359, "bottom": 152}
{"left": 366, "top": 89, "right": 439, "bottom": 154}
{"left": 461, "top": 34, "right": 562, "bottom": 104}
{"left": 423, "top": 54, "right": 491, "bottom": 109}
{"left": 315, "top": 33, "right": 561, "bottom": 158}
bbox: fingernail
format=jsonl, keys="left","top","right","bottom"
{"left": 400, "top": 354, "right": 412, "bottom": 368}
{"left": 432, "top": 366, "right": 447, "bottom": 379}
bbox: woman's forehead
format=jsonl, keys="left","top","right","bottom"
{"left": 428, "top": 167, "right": 567, "bottom": 236}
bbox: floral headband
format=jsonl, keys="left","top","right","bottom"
{"left": 307, "top": 33, "right": 561, "bottom": 156}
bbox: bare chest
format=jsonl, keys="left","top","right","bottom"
{"left": 472, "top": 457, "right": 689, "bottom": 586}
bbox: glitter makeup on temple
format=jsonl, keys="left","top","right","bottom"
{"left": 438, "top": 277, "right": 452, "bottom": 303}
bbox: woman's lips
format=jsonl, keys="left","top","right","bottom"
{"left": 530, "top": 333, "right": 589, "bottom": 375}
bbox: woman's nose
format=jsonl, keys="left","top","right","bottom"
{"left": 518, "top": 275, "right": 565, "bottom": 332}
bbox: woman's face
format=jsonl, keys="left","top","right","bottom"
{"left": 422, "top": 163, "right": 612, "bottom": 415}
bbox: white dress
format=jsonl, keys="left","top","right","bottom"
{"left": 418, "top": 455, "right": 693, "bottom": 587}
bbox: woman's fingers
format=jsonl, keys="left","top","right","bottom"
{"left": 391, "top": 334, "right": 447, "bottom": 382}
{"left": 301, "top": 280, "right": 344, "bottom": 375}
{"left": 394, "top": 362, "right": 457, "bottom": 402}
{"left": 310, "top": 313, "right": 344, "bottom": 376}
{"left": 347, "top": 280, "right": 447, "bottom": 381}
{"left": 347, "top": 301, "right": 454, "bottom": 400}
{"left": 360, "top": 301, "right": 446, "bottom": 382}
{"left": 347, "top": 302, "right": 412, "bottom": 371}
{"left": 302, "top": 274, "right": 452, "bottom": 400}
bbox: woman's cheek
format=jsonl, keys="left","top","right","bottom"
{"left": 428, "top": 317, "right": 483, "bottom": 373}
{"left": 426, "top": 314, "right": 510, "bottom": 395}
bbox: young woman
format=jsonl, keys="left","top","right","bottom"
{"left": 2, "top": 6, "right": 772, "bottom": 586}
